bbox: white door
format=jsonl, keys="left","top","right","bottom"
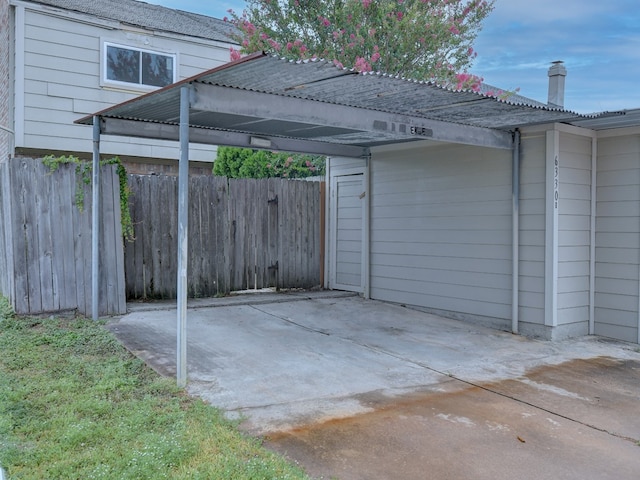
{"left": 330, "top": 173, "right": 365, "bottom": 292}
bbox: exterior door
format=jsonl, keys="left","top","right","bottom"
{"left": 330, "top": 173, "right": 365, "bottom": 292}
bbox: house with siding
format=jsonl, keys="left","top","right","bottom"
{"left": 326, "top": 97, "right": 640, "bottom": 345}
{"left": 74, "top": 53, "right": 640, "bottom": 345}
{"left": 0, "top": 0, "right": 236, "bottom": 173}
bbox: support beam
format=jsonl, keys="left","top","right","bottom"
{"left": 190, "top": 83, "right": 514, "bottom": 150}
{"left": 91, "top": 117, "right": 100, "bottom": 320}
{"left": 98, "top": 118, "right": 369, "bottom": 158}
{"left": 176, "top": 85, "right": 190, "bottom": 388}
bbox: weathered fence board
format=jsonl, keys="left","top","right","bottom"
{"left": 0, "top": 157, "right": 126, "bottom": 315}
{"left": 0, "top": 160, "right": 13, "bottom": 300}
{"left": 125, "top": 175, "right": 322, "bottom": 299}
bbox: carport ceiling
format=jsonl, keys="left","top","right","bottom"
{"left": 77, "top": 52, "right": 603, "bottom": 156}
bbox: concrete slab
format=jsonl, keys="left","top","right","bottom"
{"left": 108, "top": 292, "right": 640, "bottom": 479}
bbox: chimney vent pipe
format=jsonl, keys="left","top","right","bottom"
{"left": 548, "top": 60, "right": 567, "bottom": 108}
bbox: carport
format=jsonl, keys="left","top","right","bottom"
{"left": 76, "top": 52, "right": 601, "bottom": 385}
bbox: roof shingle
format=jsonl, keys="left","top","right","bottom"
{"left": 25, "top": 0, "right": 238, "bottom": 43}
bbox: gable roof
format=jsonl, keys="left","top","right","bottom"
{"left": 23, "top": 0, "right": 238, "bottom": 43}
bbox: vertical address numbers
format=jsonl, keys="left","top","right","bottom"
{"left": 554, "top": 155, "right": 559, "bottom": 209}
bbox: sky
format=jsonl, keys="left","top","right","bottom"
{"left": 148, "top": 0, "right": 640, "bottom": 114}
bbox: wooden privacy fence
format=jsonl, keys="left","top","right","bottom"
{"left": 124, "top": 175, "right": 324, "bottom": 299}
{"left": 0, "top": 157, "right": 126, "bottom": 315}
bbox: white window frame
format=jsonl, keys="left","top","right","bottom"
{"left": 101, "top": 41, "right": 177, "bottom": 91}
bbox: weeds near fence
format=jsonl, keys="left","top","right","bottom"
{"left": 43, "top": 155, "right": 134, "bottom": 241}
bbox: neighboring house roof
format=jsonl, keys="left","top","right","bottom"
{"left": 23, "top": 0, "right": 238, "bottom": 43}
{"left": 79, "top": 53, "right": 618, "bottom": 158}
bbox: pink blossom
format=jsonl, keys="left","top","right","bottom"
{"left": 229, "top": 47, "right": 242, "bottom": 61}
{"left": 268, "top": 39, "right": 281, "bottom": 50}
{"left": 362, "top": 0, "right": 372, "bottom": 6}
{"left": 354, "top": 56, "right": 372, "bottom": 72}
{"left": 449, "top": 25, "right": 460, "bottom": 35}
{"left": 371, "top": 52, "right": 381, "bottom": 63}
{"left": 243, "top": 21, "right": 256, "bottom": 35}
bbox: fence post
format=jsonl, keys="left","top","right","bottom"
{"left": 176, "top": 85, "right": 190, "bottom": 388}
{"left": 91, "top": 117, "right": 100, "bottom": 320}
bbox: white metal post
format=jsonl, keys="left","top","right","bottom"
{"left": 91, "top": 116, "right": 100, "bottom": 320}
{"left": 177, "top": 85, "right": 190, "bottom": 388}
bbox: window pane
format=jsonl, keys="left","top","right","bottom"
{"left": 142, "top": 52, "right": 174, "bottom": 87}
{"left": 106, "top": 46, "right": 140, "bottom": 84}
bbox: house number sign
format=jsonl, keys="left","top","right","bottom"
{"left": 554, "top": 155, "right": 559, "bottom": 209}
{"left": 410, "top": 126, "right": 433, "bottom": 137}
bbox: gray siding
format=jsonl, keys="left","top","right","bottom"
{"left": 18, "top": 5, "right": 230, "bottom": 161}
{"left": 594, "top": 134, "right": 640, "bottom": 343}
{"left": 518, "top": 130, "right": 546, "bottom": 326}
{"left": 369, "top": 144, "right": 512, "bottom": 325}
{"left": 557, "top": 132, "right": 592, "bottom": 329}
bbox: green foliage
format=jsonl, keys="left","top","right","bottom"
{"left": 0, "top": 296, "right": 14, "bottom": 320}
{"left": 42, "top": 155, "right": 134, "bottom": 242}
{"left": 213, "top": 147, "right": 325, "bottom": 179}
{"left": 0, "top": 315, "right": 310, "bottom": 479}
{"left": 231, "top": 0, "right": 494, "bottom": 87}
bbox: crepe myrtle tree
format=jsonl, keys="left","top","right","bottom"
{"left": 227, "top": 0, "right": 496, "bottom": 92}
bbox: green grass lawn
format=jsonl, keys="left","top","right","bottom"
{"left": 0, "top": 298, "right": 309, "bottom": 480}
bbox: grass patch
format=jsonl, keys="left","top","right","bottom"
{"left": 0, "top": 309, "right": 309, "bottom": 479}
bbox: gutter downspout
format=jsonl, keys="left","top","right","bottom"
{"left": 512, "top": 129, "right": 521, "bottom": 334}
{"left": 364, "top": 155, "right": 371, "bottom": 299}
{"left": 589, "top": 136, "right": 597, "bottom": 335}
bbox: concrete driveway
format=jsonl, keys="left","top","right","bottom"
{"left": 109, "top": 290, "right": 640, "bottom": 480}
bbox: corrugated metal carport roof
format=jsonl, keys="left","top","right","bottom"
{"left": 77, "top": 52, "right": 616, "bottom": 156}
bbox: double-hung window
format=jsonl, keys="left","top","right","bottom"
{"left": 104, "top": 42, "right": 176, "bottom": 89}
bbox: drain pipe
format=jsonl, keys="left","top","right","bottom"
{"left": 512, "top": 129, "right": 521, "bottom": 334}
